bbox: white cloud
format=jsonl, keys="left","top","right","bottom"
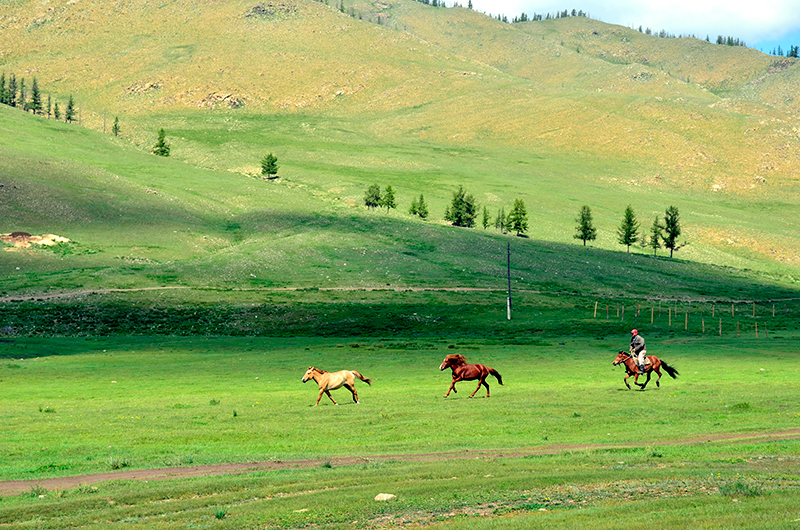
{"left": 468, "top": 0, "right": 800, "bottom": 47}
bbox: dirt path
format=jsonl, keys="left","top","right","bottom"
{"left": 3, "top": 429, "right": 799, "bottom": 496}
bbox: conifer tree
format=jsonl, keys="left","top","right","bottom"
{"left": 18, "top": 78, "right": 25, "bottom": 110}
{"left": 30, "top": 77, "right": 42, "bottom": 115}
{"left": 415, "top": 193, "right": 428, "bottom": 219}
{"left": 444, "top": 186, "right": 477, "bottom": 227}
{"left": 616, "top": 205, "right": 640, "bottom": 253}
{"left": 46, "top": 94, "right": 52, "bottom": 119}
{"left": 495, "top": 207, "right": 506, "bottom": 233}
{"left": 647, "top": 216, "right": 662, "bottom": 256}
{"left": 380, "top": 185, "right": 397, "bottom": 213}
{"left": 662, "top": 205, "right": 682, "bottom": 258}
{"left": 152, "top": 128, "right": 170, "bottom": 156}
{"left": 65, "top": 94, "right": 76, "bottom": 123}
{"left": 409, "top": 195, "right": 419, "bottom": 216}
{"left": 0, "top": 72, "right": 6, "bottom": 105}
{"left": 8, "top": 74, "right": 17, "bottom": 107}
{"left": 506, "top": 199, "right": 529, "bottom": 236}
{"left": 364, "top": 184, "right": 381, "bottom": 210}
{"left": 112, "top": 116, "right": 121, "bottom": 136}
{"left": 573, "top": 205, "right": 597, "bottom": 246}
{"left": 53, "top": 101, "right": 61, "bottom": 121}
{"left": 260, "top": 152, "right": 278, "bottom": 177}
{"left": 482, "top": 205, "right": 490, "bottom": 229}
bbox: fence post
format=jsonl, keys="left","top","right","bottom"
{"left": 737, "top": 321, "right": 740, "bottom": 336}
{"left": 594, "top": 301, "right": 598, "bottom": 318}
{"left": 685, "top": 312, "right": 688, "bottom": 330}
{"left": 621, "top": 306, "right": 625, "bottom": 321}
{"left": 719, "top": 318, "right": 722, "bottom": 336}
{"left": 702, "top": 318, "right": 705, "bottom": 334}
{"left": 651, "top": 307, "right": 654, "bottom": 324}
{"left": 669, "top": 307, "right": 672, "bottom": 326}
{"left": 753, "top": 302, "right": 756, "bottom": 317}
{"left": 755, "top": 322, "right": 758, "bottom": 338}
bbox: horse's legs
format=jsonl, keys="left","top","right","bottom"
{"left": 655, "top": 367, "right": 662, "bottom": 388}
{"left": 315, "top": 389, "right": 325, "bottom": 407}
{"left": 445, "top": 377, "right": 460, "bottom": 397}
{"left": 470, "top": 376, "right": 490, "bottom": 398}
{"left": 325, "top": 390, "right": 338, "bottom": 405}
{"left": 640, "top": 371, "right": 651, "bottom": 390}
{"left": 624, "top": 373, "right": 632, "bottom": 390}
{"left": 344, "top": 383, "right": 359, "bottom": 403}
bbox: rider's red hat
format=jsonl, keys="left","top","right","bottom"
{"left": 631, "top": 329, "right": 638, "bottom": 335}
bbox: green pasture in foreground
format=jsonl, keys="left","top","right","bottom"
{"left": 0, "top": 335, "right": 798, "bottom": 527}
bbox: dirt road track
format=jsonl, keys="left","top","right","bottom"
{"left": 2, "top": 428, "right": 799, "bottom": 496}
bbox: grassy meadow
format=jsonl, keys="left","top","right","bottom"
{"left": 2, "top": 0, "right": 800, "bottom": 527}
{"left": 0, "top": 335, "right": 798, "bottom": 528}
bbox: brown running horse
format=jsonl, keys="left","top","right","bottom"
{"left": 301, "top": 367, "right": 372, "bottom": 406}
{"left": 612, "top": 350, "right": 679, "bottom": 390}
{"left": 439, "top": 354, "right": 503, "bottom": 398}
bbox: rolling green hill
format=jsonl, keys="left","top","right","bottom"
{"left": 1, "top": 0, "right": 799, "bottom": 326}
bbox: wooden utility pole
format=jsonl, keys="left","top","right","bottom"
{"left": 506, "top": 242, "right": 512, "bottom": 320}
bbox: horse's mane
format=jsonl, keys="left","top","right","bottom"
{"left": 444, "top": 354, "right": 467, "bottom": 364}
{"left": 309, "top": 367, "right": 328, "bottom": 374}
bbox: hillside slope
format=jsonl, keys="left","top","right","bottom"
{"left": 0, "top": 0, "right": 799, "bottom": 295}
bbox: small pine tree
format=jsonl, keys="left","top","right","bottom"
{"left": 30, "top": 77, "right": 42, "bottom": 115}
{"left": 482, "top": 205, "right": 490, "bottom": 229}
{"left": 647, "top": 216, "right": 663, "bottom": 256}
{"left": 364, "top": 184, "right": 381, "bottom": 210}
{"left": 380, "top": 185, "right": 397, "bottom": 213}
{"left": 444, "top": 185, "right": 477, "bottom": 227}
{"left": 506, "top": 199, "right": 529, "bottom": 236}
{"left": 616, "top": 205, "right": 640, "bottom": 253}
{"left": 662, "top": 205, "right": 682, "bottom": 258}
{"left": 152, "top": 128, "right": 170, "bottom": 156}
{"left": 409, "top": 195, "right": 418, "bottom": 216}
{"left": 573, "top": 205, "right": 597, "bottom": 246}
{"left": 416, "top": 193, "right": 428, "bottom": 219}
{"left": 494, "top": 207, "right": 506, "bottom": 233}
{"left": 46, "top": 94, "right": 52, "bottom": 119}
{"left": 112, "top": 116, "right": 121, "bottom": 136}
{"left": 260, "top": 152, "right": 278, "bottom": 178}
{"left": 18, "top": 78, "right": 26, "bottom": 110}
{"left": 65, "top": 94, "right": 76, "bottom": 123}
{"left": 0, "top": 72, "right": 6, "bottom": 105}
{"left": 53, "top": 101, "right": 61, "bottom": 121}
{"left": 7, "top": 74, "right": 17, "bottom": 107}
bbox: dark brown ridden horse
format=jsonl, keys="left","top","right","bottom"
{"left": 439, "top": 354, "right": 503, "bottom": 398}
{"left": 612, "top": 350, "right": 679, "bottom": 390}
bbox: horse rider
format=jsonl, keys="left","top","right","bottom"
{"left": 630, "top": 329, "right": 647, "bottom": 373}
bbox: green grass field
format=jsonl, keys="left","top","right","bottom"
{"left": 2, "top": 2, "right": 800, "bottom": 527}
{"left": 0, "top": 335, "right": 798, "bottom": 528}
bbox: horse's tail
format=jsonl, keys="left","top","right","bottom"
{"left": 489, "top": 368, "right": 503, "bottom": 386}
{"left": 352, "top": 370, "right": 372, "bottom": 385}
{"left": 661, "top": 360, "right": 679, "bottom": 379}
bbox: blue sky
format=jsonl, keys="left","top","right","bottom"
{"left": 469, "top": 0, "right": 800, "bottom": 55}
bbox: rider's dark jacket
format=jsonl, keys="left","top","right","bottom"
{"left": 630, "top": 335, "right": 646, "bottom": 353}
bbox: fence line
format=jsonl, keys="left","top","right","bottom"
{"left": 590, "top": 298, "right": 796, "bottom": 338}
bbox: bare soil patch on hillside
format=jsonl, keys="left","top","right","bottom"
{"left": 2, "top": 428, "right": 798, "bottom": 496}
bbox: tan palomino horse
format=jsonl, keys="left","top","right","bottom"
{"left": 301, "top": 367, "right": 372, "bottom": 406}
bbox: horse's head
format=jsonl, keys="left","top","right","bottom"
{"left": 612, "top": 351, "right": 629, "bottom": 366}
{"left": 301, "top": 367, "right": 317, "bottom": 383}
{"left": 439, "top": 354, "right": 466, "bottom": 371}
